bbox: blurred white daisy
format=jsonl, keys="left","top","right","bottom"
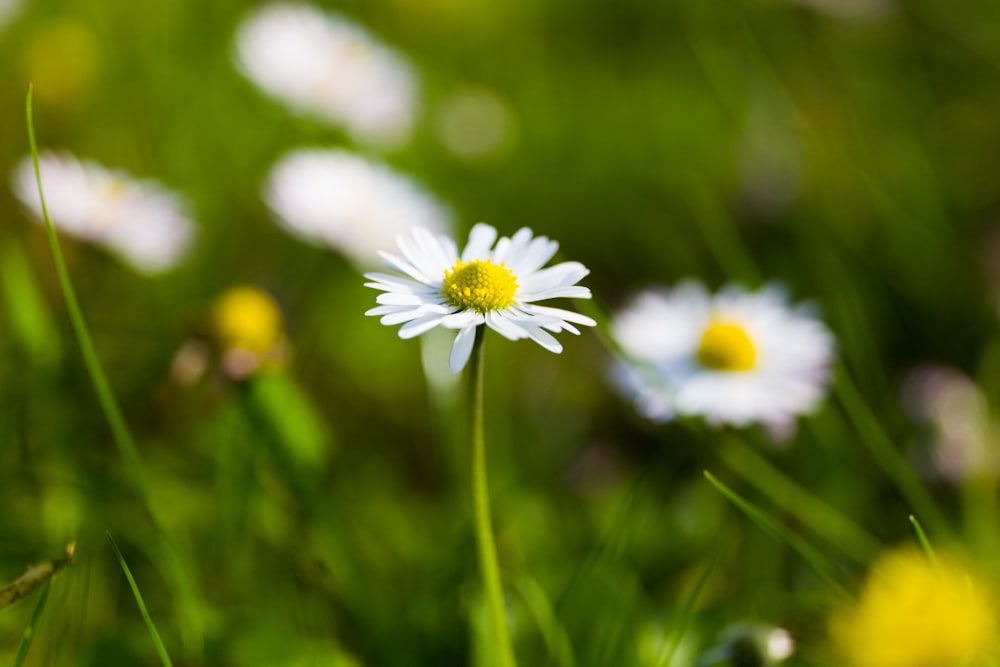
{"left": 0, "top": 0, "right": 22, "bottom": 30}
{"left": 234, "top": 2, "right": 418, "bottom": 148}
{"left": 365, "top": 223, "right": 596, "bottom": 372}
{"left": 264, "top": 148, "right": 452, "bottom": 268}
{"left": 11, "top": 151, "right": 195, "bottom": 275}
{"left": 611, "top": 280, "right": 834, "bottom": 429}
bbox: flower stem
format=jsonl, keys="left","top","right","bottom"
{"left": 468, "top": 328, "right": 518, "bottom": 667}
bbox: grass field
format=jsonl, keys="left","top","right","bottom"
{"left": 2, "top": 0, "right": 1000, "bottom": 665}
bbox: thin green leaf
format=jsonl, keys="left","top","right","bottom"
{"left": 514, "top": 576, "right": 576, "bottom": 667}
{"left": 12, "top": 581, "right": 50, "bottom": 667}
{"left": 655, "top": 543, "right": 723, "bottom": 667}
{"left": 703, "top": 470, "right": 847, "bottom": 596}
{"left": 908, "top": 515, "right": 940, "bottom": 569}
{"left": 25, "top": 86, "right": 154, "bottom": 523}
{"left": 835, "top": 370, "right": 950, "bottom": 539}
{"left": 26, "top": 86, "right": 203, "bottom": 657}
{"left": 107, "top": 533, "right": 174, "bottom": 667}
{"left": 718, "top": 438, "right": 881, "bottom": 564}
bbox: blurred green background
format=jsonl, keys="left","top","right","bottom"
{"left": 2, "top": 0, "right": 1000, "bottom": 664}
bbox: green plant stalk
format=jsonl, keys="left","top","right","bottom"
{"left": 468, "top": 329, "right": 518, "bottom": 667}
{"left": 13, "top": 581, "right": 50, "bottom": 667}
{"left": 26, "top": 87, "right": 203, "bottom": 656}
{"left": 908, "top": 515, "right": 939, "bottom": 570}
{"left": 656, "top": 543, "right": 723, "bottom": 667}
{"left": 718, "top": 438, "right": 881, "bottom": 564}
{"left": 26, "top": 92, "right": 153, "bottom": 509}
{"left": 107, "top": 533, "right": 174, "bottom": 667}
{"left": 704, "top": 470, "right": 848, "bottom": 597}
{"left": 835, "top": 370, "right": 950, "bottom": 539}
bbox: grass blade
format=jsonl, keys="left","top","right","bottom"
{"left": 26, "top": 86, "right": 203, "bottom": 656}
{"left": 908, "top": 515, "right": 939, "bottom": 569}
{"left": 835, "top": 370, "right": 950, "bottom": 538}
{"left": 25, "top": 86, "right": 154, "bottom": 521}
{"left": 12, "top": 581, "right": 51, "bottom": 667}
{"left": 107, "top": 533, "right": 174, "bottom": 667}
{"left": 703, "top": 470, "right": 847, "bottom": 596}
{"left": 654, "top": 543, "right": 723, "bottom": 667}
{"left": 718, "top": 438, "right": 881, "bottom": 564}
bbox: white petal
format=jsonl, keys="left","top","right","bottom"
{"left": 378, "top": 250, "right": 432, "bottom": 284}
{"left": 519, "top": 285, "right": 592, "bottom": 302}
{"left": 518, "top": 261, "right": 590, "bottom": 294}
{"left": 461, "top": 223, "right": 498, "bottom": 261}
{"left": 525, "top": 326, "right": 563, "bottom": 353}
{"left": 381, "top": 304, "right": 451, "bottom": 325}
{"left": 523, "top": 304, "right": 597, "bottom": 327}
{"left": 486, "top": 310, "right": 529, "bottom": 341}
{"left": 508, "top": 234, "right": 558, "bottom": 275}
{"left": 363, "top": 272, "right": 429, "bottom": 293}
{"left": 376, "top": 291, "right": 429, "bottom": 306}
{"left": 398, "top": 313, "right": 448, "bottom": 339}
{"left": 449, "top": 326, "right": 478, "bottom": 372}
{"left": 441, "top": 310, "right": 484, "bottom": 329}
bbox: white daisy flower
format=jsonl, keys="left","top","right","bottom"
{"left": 11, "top": 151, "right": 195, "bottom": 275}
{"left": 365, "top": 223, "right": 596, "bottom": 373}
{"left": 611, "top": 280, "right": 834, "bottom": 429}
{"left": 234, "top": 2, "right": 418, "bottom": 148}
{"left": 263, "top": 148, "right": 452, "bottom": 268}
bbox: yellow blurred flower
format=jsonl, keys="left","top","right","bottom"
{"left": 211, "top": 286, "right": 289, "bottom": 379}
{"left": 20, "top": 18, "right": 102, "bottom": 109}
{"left": 830, "top": 547, "right": 998, "bottom": 667}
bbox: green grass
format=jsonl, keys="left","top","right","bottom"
{"left": 3, "top": 0, "right": 1000, "bottom": 664}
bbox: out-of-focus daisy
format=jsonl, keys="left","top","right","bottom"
{"left": 0, "top": 0, "right": 23, "bottom": 30}
{"left": 263, "top": 148, "right": 451, "bottom": 268}
{"left": 435, "top": 85, "right": 516, "bottom": 163}
{"left": 365, "top": 223, "right": 595, "bottom": 373}
{"left": 11, "top": 151, "right": 195, "bottom": 275}
{"left": 699, "top": 624, "right": 795, "bottom": 666}
{"left": 611, "top": 280, "right": 834, "bottom": 429}
{"left": 212, "top": 286, "right": 290, "bottom": 380}
{"left": 20, "top": 19, "right": 102, "bottom": 109}
{"left": 171, "top": 286, "right": 290, "bottom": 385}
{"left": 792, "top": 0, "right": 894, "bottom": 22}
{"left": 901, "top": 364, "right": 998, "bottom": 483}
{"left": 234, "top": 2, "right": 418, "bottom": 148}
{"left": 830, "top": 547, "right": 998, "bottom": 667}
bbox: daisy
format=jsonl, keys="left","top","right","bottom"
{"left": 365, "top": 223, "right": 596, "bottom": 373}
{"left": 263, "top": 148, "right": 451, "bottom": 268}
{"left": 611, "top": 280, "right": 834, "bottom": 429}
{"left": 234, "top": 2, "right": 418, "bottom": 148}
{"left": 11, "top": 150, "right": 195, "bottom": 275}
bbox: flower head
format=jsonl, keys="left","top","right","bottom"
{"left": 11, "top": 151, "right": 195, "bottom": 275}
{"left": 830, "top": 547, "right": 998, "bottom": 667}
{"left": 211, "top": 286, "right": 290, "bottom": 380}
{"left": 611, "top": 280, "right": 834, "bottom": 429}
{"left": 365, "top": 223, "right": 596, "bottom": 372}
{"left": 263, "top": 148, "right": 451, "bottom": 268}
{"left": 234, "top": 2, "right": 417, "bottom": 148}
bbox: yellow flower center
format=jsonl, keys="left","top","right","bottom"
{"left": 212, "top": 286, "right": 284, "bottom": 356}
{"left": 696, "top": 320, "right": 757, "bottom": 372}
{"left": 441, "top": 259, "right": 518, "bottom": 313}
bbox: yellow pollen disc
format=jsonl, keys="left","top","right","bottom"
{"left": 696, "top": 320, "right": 757, "bottom": 372}
{"left": 441, "top": 259, "right": 518, "bottom": 313}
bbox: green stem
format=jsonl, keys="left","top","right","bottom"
{"left": 26, "top": 87, "right": 203, "bottom": 657}
{"left": 835, "top": 369, "right": 950, "bottom": 540}
{"left": 717, "top": 437, "right": 881, "bottom": 564}
{"left": 468, "top": 328, "right": 518, "bottom": 667}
